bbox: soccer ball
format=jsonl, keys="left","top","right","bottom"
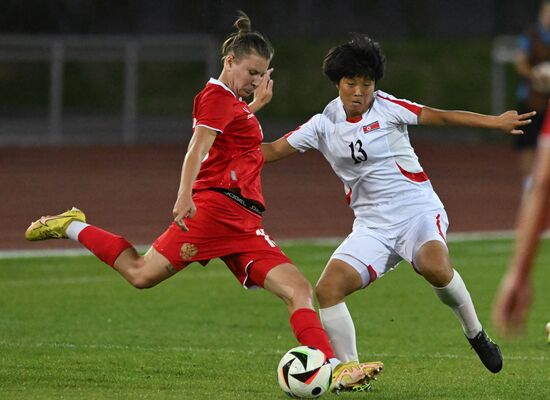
{"left": 277, "top": 346, "right": 332, "bottom": 398}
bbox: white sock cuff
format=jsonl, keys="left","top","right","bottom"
{"left": 319, "top": 302, "right": 352, "bottom": 322}
{"left": 433, "top": 269, "right": 462, "bottom": 291}
{"left": 432, "top": 269, "right": 469, "bottom": 308}
{"left": 66, "top": 221, "right": 90, "bottom": 241}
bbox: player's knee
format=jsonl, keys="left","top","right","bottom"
{"left": 419, "top": 263, "right": 453, "bottom": 287}
{"left": 415, "top": 241, "right": 452, "bottom": 284}
{"left": 129, "top": 276, "right": 156, "bottom": 289}
{"left": 291, "top": 277, "right": 313, "bottom": 301}
{"left": 282, "top": 277, "right": 313, "bottom": 308}
{"left": 126, "top": 272, "right": 155, "bottom": 289}
{"left": 315, "top": 279, "right": 344, "bottom": 307}
{"left": 125, "top": 261, "right": 158, "bottom": 289}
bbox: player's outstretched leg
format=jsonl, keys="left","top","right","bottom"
{"left": 25, "top": 206, "right": 134, "bottom": 268}
{"left": 467, "top": 329, "right": 502, "bottom": 373}
{"left": 25, "top": 206, "right": 132, "bottom": 268}
{"left": 546, "top": 322, "right": 550, "bottom": 344}
{"left": 25, "top": 207, "right": 86, "bottom": 240}
{"left": 25, "top": 207, "right": 175, "bottom": 289}
{"left": 330, "top": 360, "right": 383, "bottom": 393}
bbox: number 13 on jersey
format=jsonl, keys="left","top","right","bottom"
{"left": 349, "top": 139, "right": 367, "bottom": 164}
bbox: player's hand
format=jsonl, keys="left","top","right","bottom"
{"left": 492, "top": 271, "right": 533, "bottom": 335}
{"left": 172, "top": 193, "right": 196, "bottom": 231}
{"left": 249, "top": 68, "right": 274, "bottom": 113}
{"left": 496, "top": 110, "right": 536, "bottom": 135}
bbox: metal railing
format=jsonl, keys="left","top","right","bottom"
{"left": 0, "top": 35, "right": 520, "bottom": 145}
{"left": 0, "top": 35, "right": 219, "bottom": 145}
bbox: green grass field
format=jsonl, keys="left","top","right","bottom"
{"left": 1, "top": 238, "right": 549, "bottom": 399}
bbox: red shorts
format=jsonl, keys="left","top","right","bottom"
{"left": 153, "top": 190, "right": 291, "bottom": 288}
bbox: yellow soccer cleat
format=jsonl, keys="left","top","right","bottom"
{"left": 25, "top": 207, "right": 86, "bottom": 241}
{"left": 330, "top": 360, "right": 383, "bottom": 393}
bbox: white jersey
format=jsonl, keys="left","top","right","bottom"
{"left": 286, "top": 90, "right": 444, "bottom": 226}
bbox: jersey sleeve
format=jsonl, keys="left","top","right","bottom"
{"left": 194, "top": 90, "right": 234, "bottom": 134}
{"left": 284, "top": 114, "right": 328, "bottom": 152}
{"left": 540, "top": 105, "right": 550, "bottom": 145}
{"left": 376, "top": 92, "right": 423, "bottom": 126}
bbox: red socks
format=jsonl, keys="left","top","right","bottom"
{"left": 290, "top": 308, "right": 335, "bottom": 359}
{"left": 78, "top": 225, "right": 133, "bottom": 267}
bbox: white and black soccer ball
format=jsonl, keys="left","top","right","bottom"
{"left": 277, "top": 346, "right": 332, "bottom": 398}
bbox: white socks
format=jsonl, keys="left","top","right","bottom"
{"left": 66, "top": 221, "right": 89, "bottom": 241}
{"left": 320, "top": 269, "right": 481, "bottom": 365}
{"left": 432, "top": 269, "right": 482, "bottom": 339}
{"left": 328, "top": 358, "right": 341, "bottom": 370}
{"left": 319, "top": 302, "right": 358, "bottom": 363}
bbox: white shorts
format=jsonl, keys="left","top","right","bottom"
{"left": 331, "top": 209, "right": 449, "bottom": 288}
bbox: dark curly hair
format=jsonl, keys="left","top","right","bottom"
{"left": 323, "top": 35, "right": 385, "bottom": 84}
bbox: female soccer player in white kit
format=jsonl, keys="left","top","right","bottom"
{"left": 262, "top": 35, "right": 536, "bottom": 374}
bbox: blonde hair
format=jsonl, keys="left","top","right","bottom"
{"left": 221, "top": 11, "right": 274, "bottom": 62}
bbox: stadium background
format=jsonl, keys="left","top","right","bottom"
{"left": 0, "top": 0, "right": 544, "bottom": 250}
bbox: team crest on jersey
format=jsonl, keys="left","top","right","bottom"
{"left": 180, "top": 243, "right": 198, "bottom": 260}
{"left": 362, "top": 121, "right": 380, "bottom": 133}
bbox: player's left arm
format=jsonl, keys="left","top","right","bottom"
{"left": 418, "top": 106, "right": 537, "bottom": 135}
{"left": 262, "top": 137, "right": 298, "bottom": 163}
{"left": 249, "top": 68, "right": 274, "bottom": 114}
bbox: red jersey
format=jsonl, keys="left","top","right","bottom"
{"left": 191, "top": 78, "right": 265, "bottom": 207}
{"left": 541, "top": 104, "right": 550, "bottom": 139}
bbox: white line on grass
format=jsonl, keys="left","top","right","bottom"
{"left": 0, "top": 340, "right": 547, "bottom": 362}
{"left": 0, "top": 246, "right": 149, "bottom": 260}
{"left": 0, "top": 275, "right": 113, "bottom": 287}
{"left": 0, "top": 269, "right": 236, "bottom": 287}
{"left": 2, "top": 230, "right": 550, "bottom": 260}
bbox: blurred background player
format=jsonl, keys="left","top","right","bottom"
{"left": 24, "top": 12, "right": 382, "bottom": 392}
{"left": 262, "top": 34, "right": 536, "bottom": 374}
{"left": 493, "top": 101, "right": 550, "bottom": 342}
{"left": 514, "top": 0, "right": 550, "bottom": 190}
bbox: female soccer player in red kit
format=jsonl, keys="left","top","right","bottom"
{"left": 24, "top": 12, "right": 381, "bottom": 392}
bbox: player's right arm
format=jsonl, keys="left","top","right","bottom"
{"left": 263, "top": 114, "right": 325, "bottom": 162}
{"left": 262, "top": 137, "right": 298, "bottom": 162}
{"left": 173, "top": 126, "right": 217, "bottom": 230}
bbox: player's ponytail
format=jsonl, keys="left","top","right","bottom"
{"left": 233, "top": 12, "right": 251, "bottom": 35}
{"left": 221, "top": 11, "right": 274, "bottom": 62}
